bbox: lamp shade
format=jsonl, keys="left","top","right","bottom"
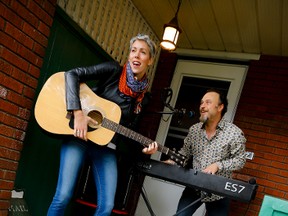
{"left": 160, "top": 25, "right": 180, "bottom": 51}
{"left": 160, "top": 1, "right": 182, "bottom": 51}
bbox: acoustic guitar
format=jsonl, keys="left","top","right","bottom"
{"left": 34, "top": 72, "right": 187, "bottom": 166}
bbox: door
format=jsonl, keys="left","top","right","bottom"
{"left": 136, "top": 60, "right": 247, "bottom": 216}
{"left": 14, "top": 8, "right": 112, "bottom": 216}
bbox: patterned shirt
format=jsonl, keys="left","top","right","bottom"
{"left": 179, "top": 118, "right": 246, "bottom": 202}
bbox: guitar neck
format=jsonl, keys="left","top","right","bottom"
{"left": 102, "top": 118, "right": 170, "bottom": 155}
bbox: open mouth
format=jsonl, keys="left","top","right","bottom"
{"left": 132, "top": 61, "right": 141, "bottom": 67}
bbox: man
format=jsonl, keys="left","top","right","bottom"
{"left": 143, "top": 89, "right": 246, "bottom": 216}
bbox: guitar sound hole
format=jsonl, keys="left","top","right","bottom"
{"left": 87, "top": 110, "right": 103, "bottom": 129}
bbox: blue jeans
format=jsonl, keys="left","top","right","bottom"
{"left": 176, "top": 187, "right": 230, "bottom": 216}
{"left": 47, "top": 137, "right": 117, "bottom": 216}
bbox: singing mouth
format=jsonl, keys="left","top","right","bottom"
{"left": 132, "top": 61, "right": 141, "bottom": 67}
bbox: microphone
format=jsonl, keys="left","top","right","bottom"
{"left": 173, "top": 108, "right": 195, "bottom": 118}
{"left": 187, "top": 110, "right": 196, "bottom": 118}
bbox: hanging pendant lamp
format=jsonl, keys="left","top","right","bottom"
{"left": 160, "top": 0, "right": 182, "bottom": 51}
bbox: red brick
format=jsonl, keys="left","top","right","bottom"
{"left": 18, "top": 107, "right": 30, "bottom": 120}
{"left": 28, "top": 64, "right": 41, "bottom": 78}
{"left": 23, "top": 85, "right": 36, "bottom": 100}
{"left": 28, "top": 0, "right": 53, "bottom": 26}
{"left": 0, "top": 147, "right": 20, "bottom": 161}
{"left": 43, "top": 0, "right": 57, "bottom": 16}
{"left": 2, "top": 112, "right": 28, "bottom": 131}
{"left": 0, "top": 125, "right": 15, "bottom": 138}
{"left": 7, "top": 91, "right": 29, "bottom": 108}
{"left": 0, "top": 158, "right": 18, "bottom": 171}
{"left": 0, "top": 180, "right": 14, "bottom": 190}
{"left": 0, "top": 99, "right": 19, "bottom": 116}
{"left": 10, "top": 67, "right": 26, "bottom": 83}
{"left": 0, "top": 31, "right": 18, "bottom": 53}
{"left": 0, "top": 133, "right": 23, "bottom": 150}
{"left": 33, "top": 40, "right": 46, "bottom": 58}
{"left": 1, "top": 74, "right": 24, "bottom": 94}
{"left": 257, "top": 178, "right": 276, "bottom": 188}
{"left": 276, "top": 184, "right": 288, "bottom": 193}
{"left": 0, "top": 58, "right": 14, "bottom": 76}
{"left": 275, "top": 135, "right": 288, "bottom": 142}
{"left": 254, "top": 143, "right": 274, "bottom": 153}
{"left": 0, "top": 86, "right": 8, "bottom": 99}
{"left": 5, "top": 22, "right": 34, "bottom": 49}
{"left": 279, "top": 169, "right": 288, "bottom": 178}
{"left": 271, "top": 161, "right": 287, "bottom": 170}
{"left": 0, "top": 190, "right": 11, "bottom": 200}
{"left": 16, "top": 0, "right": 28, "bottom": 6}
{"left": 0, "top": 3, "right": 7, "bottom": 25}
{"left": 1, "top": 3, "right": 24, "bottom": 29}
{"left": 14, "top": 130, "right": 26, "bottom": 141}
{"left": 264, "top": 188, "right": 285, "bottom": 198}
{"left": 263, "top": 152, "right": 285, "bottom": 162}
{"left": 0, "top": 202, "right": 10, "bottom": 213}
{"left": 0, "top": 170, "right": 16, "bottom": 181}
{"left": 24, "top": 73, "right": 38, "bottom": 89}
{"left": 11, "top": 0, "right": 38, "bottom": 28}
{"left": 1, "top": 112, "right": 17, "bottom": 127}
{"left": 1, "top": 48, "right": 29, "bottom": 71}
{"left": 268, "top": 174, "right": 287, "bottom": 184}
{"left": 22, "top": 22, "right": 48, "bottom": 47}
{"left": 270, "top": 127, "right": 288, "bottom": 136}
{"left": 274, "top": 148, "right": 288, "bottom": 156}
{"left": 250, "top": 124, "right": 271, "bottom": 133}
{"left": 17, "top": 44, "right": 41, "bottom": 67}
{"left": 17, "top": 118, "right": 28, "bottom": 132}
{"left": 38, "top": 20, "right": 50, "bottom": 37}
{"left": 0, "top": 211, "right": 9, "bottom": 216}
{"left": 246, "top": 130, "right": 269, "bottom": 139}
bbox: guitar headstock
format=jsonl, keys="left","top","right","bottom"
{"left": 168, "top": 149, "right": 188, "bottom": 167}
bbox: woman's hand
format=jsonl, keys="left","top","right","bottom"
{"left": 142, "top": 141, "right": 158, "bottom": 154}
{"left": 73, "top": 110, "right": 90, "bottom": 141}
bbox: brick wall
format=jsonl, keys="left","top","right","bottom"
{"left": 231, "top": 55, "right": 288, "bottom": 215}
{"left": 0, "top": 0, "right": 57, "bottom": 215}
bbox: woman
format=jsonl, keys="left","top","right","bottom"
{"left": 47, "top": 34, "right": 156, "bottom": 216}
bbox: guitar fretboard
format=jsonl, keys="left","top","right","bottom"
{"left": 102, "top": 118, "right": 169, "bottom": 154}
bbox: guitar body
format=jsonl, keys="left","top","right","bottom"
{"left": 34, "top": 72, "right": 121, "bottom": 145}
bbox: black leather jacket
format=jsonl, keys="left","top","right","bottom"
{"left": 64, "top": 61, "right": 148, "bottom": 128}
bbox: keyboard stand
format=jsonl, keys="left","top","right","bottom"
{"left": 173, "top": 192, "right": 209, "bottom": 216}
{"left": 140, "top": 186, "right": 156, "bottom": 216}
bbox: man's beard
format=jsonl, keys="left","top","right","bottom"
{"left": 199, "top": 115, "right": 208, "bottom": 123}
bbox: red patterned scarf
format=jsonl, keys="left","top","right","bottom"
{"left": 119, "top": 62, "right": 149, "bottom": 114}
